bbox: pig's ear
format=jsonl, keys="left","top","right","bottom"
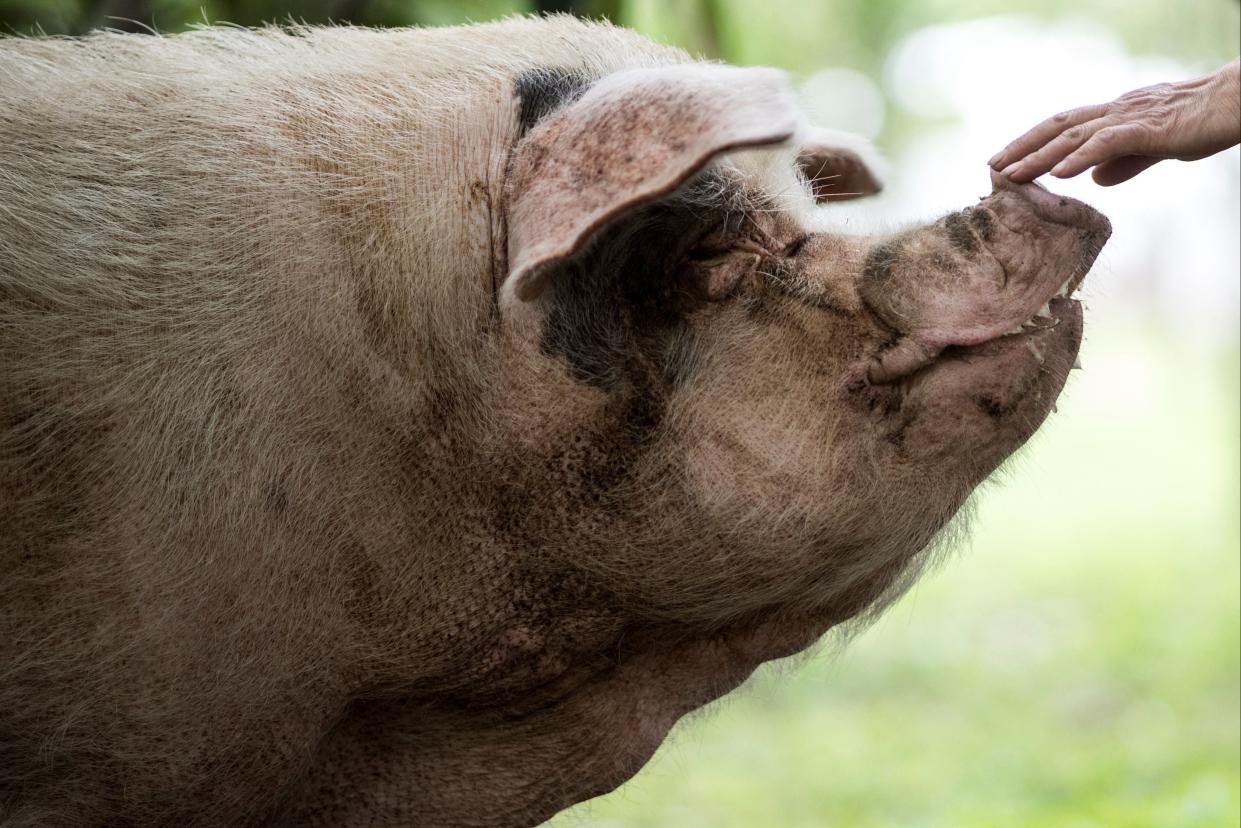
{"left": 503, "top": 65, "right": 800, "bottom": 303}
{"left": 796, "top": 127, "right": 886, "bottom": 202}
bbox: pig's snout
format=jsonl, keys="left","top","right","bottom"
{"left": 988, "top": 170, "right": 1112, "bottom": 238}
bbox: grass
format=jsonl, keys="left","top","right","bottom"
{"left": 551, "top": 325, "right": 1241, "bottom": 828}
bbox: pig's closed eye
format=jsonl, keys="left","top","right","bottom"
{"left": 681, "top": 244, "right": 763, "bottom": 301}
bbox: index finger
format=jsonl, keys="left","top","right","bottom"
{"left": 988, "top": 103, "right": 1110, "bottom": 170}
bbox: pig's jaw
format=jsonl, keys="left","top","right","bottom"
{"left": 849, "top": 294, "right": 1083, "bottom": 466}
{"left": 904, "top": 295, "right": 1083, "bottom": 420}
{"left": 865, "top": 276, "right": 1084, "bottom": 386}
{"left": 847, "top": 183, "right": 1106, "bottom": 462}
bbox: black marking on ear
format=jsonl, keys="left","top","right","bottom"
{"left": 515, "top": 68, "right": 591, "bottom": 134}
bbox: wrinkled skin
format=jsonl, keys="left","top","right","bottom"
{"left": 0, "top": 21, "right": 1110, "bottom": 827}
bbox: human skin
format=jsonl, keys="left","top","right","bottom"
{"left": 990, "top": 57, "right": 1241, "bottom": 186}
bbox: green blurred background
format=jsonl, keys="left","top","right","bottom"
{"left": 4, "top": 1, "right": 1237, "bottom": 825}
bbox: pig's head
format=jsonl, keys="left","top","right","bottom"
{"left": 492, "top": 63, "right": 1109, "bottom": 630}
{"left": 388, "top": 60, "right": 1109, "bottom": 825}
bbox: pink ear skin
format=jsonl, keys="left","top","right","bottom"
{"left": 503, "top": 65, "right": 801, "bottom": 304}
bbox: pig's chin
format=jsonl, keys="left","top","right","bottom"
{"left": 885, "top": 296, "right": 1082, "bottom": 461}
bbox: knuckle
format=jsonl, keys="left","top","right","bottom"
{"left": 1146, "top": 105, "right": 1172, "bottom": 128}
{"left": 1092, "top": 123, "right": 1144, "bottom": 153}
{"left": 1093, "top": 126, "right": 1120, "bottom": 143}
{"left": 1062, "top": 125, "right": 1086, "bottom": 143}
{"left": 1123, "top": 83, "right": 1173, "bottom": 108}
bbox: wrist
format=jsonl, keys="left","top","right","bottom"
{"left": 1210, "top": 59, "right": 1240, "bottom": 124}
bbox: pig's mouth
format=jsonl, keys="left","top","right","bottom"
{"left": 861, "top": 178, "right": 1106, "bottom": 380}
{"left": 869, "top": 292, "right": 1083, "bottom": 406}
{"left": 850, "top": 178, "right": 1108, "bottom": 445}
{"left": 907, "top": 294, "right": 1084, "bottom": 409}
{"left": 851, "top": 290, "right": 1084, "bottom": 456}
{"left": 863, "top": 271, "right": 1086, "bottom": 388}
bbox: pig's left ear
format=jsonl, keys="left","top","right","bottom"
{"left": 504, "top": 65, "right": 800, "bottom": 303}
{"left": 796, "top": 127, "right": 886, "bottom": 202}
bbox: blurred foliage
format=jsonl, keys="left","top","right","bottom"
{"left": 2, "top": 0, "right": 1236, "bottom": 71}
{"left": 3, "top": 0, "right": 1235, "bottom": 150}
{"left": 0, "top": 0, "right": 524, "bottom": 32}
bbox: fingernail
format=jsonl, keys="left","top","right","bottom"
{"left": 1050, "top": 162, "right": 1067, "bottom": 177}
{"left": 1001, "top": 162, "right": 1021, "bottom": 178}
{"left": 987, "top": 153, "right": 1001, "bottom": 166}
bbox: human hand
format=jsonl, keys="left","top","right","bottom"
{"left": 989, "top": 58, "right": 1240, "bottom": 186}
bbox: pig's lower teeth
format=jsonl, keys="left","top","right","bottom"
{"left": 1004, "top": 304, "right": 1067, "bottom": 338}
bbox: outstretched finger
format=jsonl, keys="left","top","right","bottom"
{"left": 999, "top": 116, "right": 1110, "bottom": 183}
{"left": 988, "top": 103, "right": 1110, "bottom": 170}
{"left": 1090, "top": 155, "right": 1161, "bottom": 186}
{"left": 1049, "top": 123, "right": 1150, "bottom": 179}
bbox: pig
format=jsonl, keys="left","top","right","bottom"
{"left": 0, "top": 15, "right": 1110, "bottom": 827}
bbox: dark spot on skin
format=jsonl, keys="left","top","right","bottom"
{"left": 969, "top": 207, "right": 996, "bottom": 241}
{"left": 862, "top": 239, "right": 903, "bottom": 285}
{"left": 616, "top": 391, "right": 662, "bottom": 437}
{"left": 944, "top": 212, "right": 979, "bottom": 256}
{"left": 515, "top": 68, "right": 591, "bottom": 134}
{"left": 975, "top": 394, "right": 1014, "bottom": 418}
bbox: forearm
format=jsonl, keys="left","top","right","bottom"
{"left": 1211, "top": 58, "right": 1240, "bottom": 142}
